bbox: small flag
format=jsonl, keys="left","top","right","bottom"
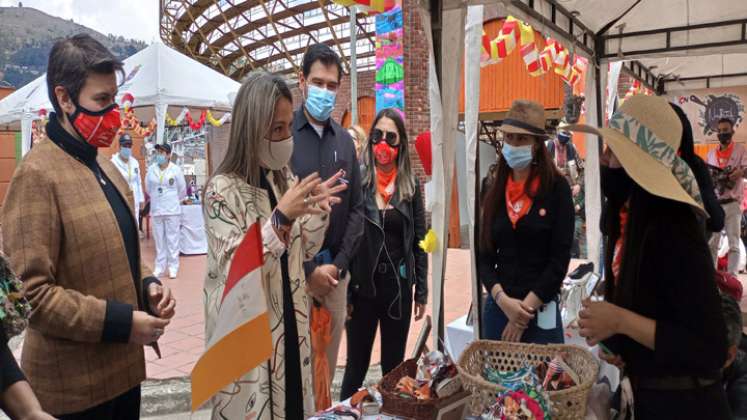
{"left": 191, "top": 222, "right": 272, "bottom": 411}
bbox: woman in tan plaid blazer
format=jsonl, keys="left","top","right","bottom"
{"left": 2, "top": 34, "right": 175, "bottom": 418}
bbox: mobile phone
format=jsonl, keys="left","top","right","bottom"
{"left": 585, "top": 273, "right": 602, "bottom": 297}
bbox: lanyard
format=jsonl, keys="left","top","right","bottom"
{"left": 157, "top": 165, "right": 168, "bottom": 186}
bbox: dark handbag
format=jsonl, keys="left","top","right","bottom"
{"left": 0, "top": 253, "right": 30, "bottom": 339}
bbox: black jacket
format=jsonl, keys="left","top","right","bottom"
{"left": 601, "top": 168, "right": 728, "bottom": 379}
{"left": 291, "top": 109, "right": 364, "bottom": 275}
{"left": 1, "top": 329, "right": 24, "bottom": 394}
{"left": 349, "top": 181, "right": 428, "bottom": 304}
{"left": 479, "top": 176, "right": 574, "bottom": 303}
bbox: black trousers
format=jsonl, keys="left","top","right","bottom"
{"left": 634, "top": 382, "right": 731, "bottom": 420}
{"left": 340, "top": 270, "right": 413, "bottom": 401}
{"left": 58, "top": 386, "right": 141, "bottom": 420}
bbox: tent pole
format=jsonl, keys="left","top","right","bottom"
{"left": 464, "top": 4, "right": 483, "bottom": 342}
{"left": 350, "top": 6, "right": 359, "bottom": 125}
{"left": 582, "top": 61, "right": 603, "bottom": 273}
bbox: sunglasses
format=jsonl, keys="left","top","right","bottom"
{"left": 371, "top": 129, "right": 399, "bottom": 147}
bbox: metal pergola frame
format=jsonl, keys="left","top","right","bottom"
{"left": 599, "top": 18, "right": 747, "bottom": 59}
{"left": 160, "top": 0, "right": 378, "bottom": 81}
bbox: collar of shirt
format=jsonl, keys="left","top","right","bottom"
{"left": 46, "top": 113, "right": 98, "bottom": 167}
{"left": 292, "top": 107, "right": 338, "bottom": 138}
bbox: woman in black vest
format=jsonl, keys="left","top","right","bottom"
{"left": 340, "top": 108, "right": 428, "bottom": 400}
{"left": 479, "top": 100, "right": 574, "bottom": 344}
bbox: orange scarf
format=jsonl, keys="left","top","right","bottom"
{"left": 505, "top": 176, "right": 539, "bottom": 228}
{"left": 376, "top": 166, "right": 397, "bottom": 204}
{"left": 611, "top": 203, "right": 629, "bottom": 285}
{"left": 717, "top": 142, "right": 735, "bottom": 169}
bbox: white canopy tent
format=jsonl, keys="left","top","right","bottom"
{"left": 0, "top": 41, "right": 240, "bottom": 154}
{"left": 421, "top": 0, "right": 747, "bottom": 344}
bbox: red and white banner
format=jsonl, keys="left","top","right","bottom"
{"left": 191, "top": 222, "right": 272, "bottom": 411}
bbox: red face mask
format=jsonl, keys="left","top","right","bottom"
{"left": 373, "top": 142, "right": 399, "bottom": 166}
{"left": 69, "top": 103, "right": 122, "bottom": 148}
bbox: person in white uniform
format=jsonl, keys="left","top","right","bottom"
{"left": 111, "top": 133, "right": 145, "bottom": 228}
{"left": 145, "top": 143, "right": 186, "bottom": 279}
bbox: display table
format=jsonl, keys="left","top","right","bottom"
{"left": 180, "top": 204, "right": 207, "bottom": 255}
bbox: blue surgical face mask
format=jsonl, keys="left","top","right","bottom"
{"left": 120, "top": 147, "right": 132, "bottom": 159}
{"left": 304, "top": 84, "right": 336, "bottom": 122}
{"left": 501, "top": 143, "right": 533, "bottom": 170}
{"left": 157, "top": 154, "right": 168, "bottom": 166}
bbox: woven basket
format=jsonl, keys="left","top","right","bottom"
{"left": 379, "top": 358, "right": 469, "bottom": 420}
{"left": 457, "top": 340, "right": 599, "bottom": 420}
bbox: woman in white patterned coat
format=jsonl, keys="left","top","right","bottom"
{"left": 202, "top": 71, "right": 346, "bottom": 419}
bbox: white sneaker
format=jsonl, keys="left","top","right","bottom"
{"left": 153, "top": 270, "right": 163, "bottom": 278}
{"left": 169, "top": 270, "right": 177, "bottom": 279}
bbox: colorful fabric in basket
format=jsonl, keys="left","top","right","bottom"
{"left": 483, "top": 362, "right": 541, "bottom": 391}
{"left": 0, "top": 253, "right": 30, "bottom": 338}
{"left": 480, "top": 389, "right": 550, "bottom": 420}
{"left": 482, "top": 362, "right": 552, "bottom": 419}
{"left": 536, "top": 355, "right": 578, "bottom": 391}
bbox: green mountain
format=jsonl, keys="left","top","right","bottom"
{"left": 0, "top": 4, "right": 146, "bottom": 88}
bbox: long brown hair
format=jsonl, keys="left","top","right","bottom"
{"left": 212, "top": 71, "right": 292, "bottom": 193}
{"left": 361, "top": 108, "right": 416, "bottom": 201}
{"left": 479, "top": 135, "right": 560, "bottom": 251}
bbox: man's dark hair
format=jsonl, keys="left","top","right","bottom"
{"left": 302, "top": 44, "right": 343, "bottom": 82}
{"left": 721, "top": 291, "right": 743, "bottom": 348}
{"left": 718, "top": 118, "right": 735, "bottom": 129}
{"left": 46, "top": 34, "right": 124, "bottom": 116}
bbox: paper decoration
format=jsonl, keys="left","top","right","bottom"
{"left": 165, "top": 107, "right": 231, "bottom": 129}
{"left": 186, "top": 110, "right": 207, "bottom": 131}
{"left": 375, "top": 7, "right": 405, "bottom": 117}
{"left": 206, "top": 110, "right": 231, "bottom": 127}
{"left": 481, "top": 18, "right": 586, "bottom": 87}
{"left": 121, "top": 92, "right": 135, "bottom": 112}
{"left": 376, "top": 57, "right": 404, "bottom": 85}
{"left": 332, "top": 0, "right": 395, "bottom": 15}
{"left": 415, "top": 131, "right": 432, "bottom": 176}
{"left": 419, "top": 229, "right": 438, "bottom": 253}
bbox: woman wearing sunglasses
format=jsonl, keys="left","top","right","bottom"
{"left": 340, "top": 108, "right": 428, "bottom": 400}
{"left": 479, "top": 100, "right": 574, "bottom": 344}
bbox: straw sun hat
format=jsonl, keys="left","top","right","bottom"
{"left": 498, "top": 99, "right": 549, "bottom": 138}
{"left": 563, "top": 94, "right": 704, "bottom": 211}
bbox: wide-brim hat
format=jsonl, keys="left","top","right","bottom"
{"left": 498, "top": 99, "right": 549, "bottom": 138}
{"left": 562, "top": 95, "right": 704, "bottom": 212}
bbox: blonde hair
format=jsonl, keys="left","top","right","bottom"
{"left": 348, "top": 125, "right": 367, "bottom": 158}
{"left": 213, "top": 71, "right": 292, "bottom": 193}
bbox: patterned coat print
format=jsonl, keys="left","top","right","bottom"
{"left": 203, "top": 170, "right": 327, "bottom": 419}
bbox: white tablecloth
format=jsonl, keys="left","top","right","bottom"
{"left": 180, "top": 204, "right": 207, "bottom": 255}
{"left": 445, "top": 315, "right": 475, "bottom": 361}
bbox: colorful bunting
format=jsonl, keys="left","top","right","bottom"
{"left": 481, "top": 18, "right": 586, "bottom": 87}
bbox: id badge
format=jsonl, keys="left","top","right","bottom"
{"left": 537, "top": 300, "right": 557, "bottom": 330}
